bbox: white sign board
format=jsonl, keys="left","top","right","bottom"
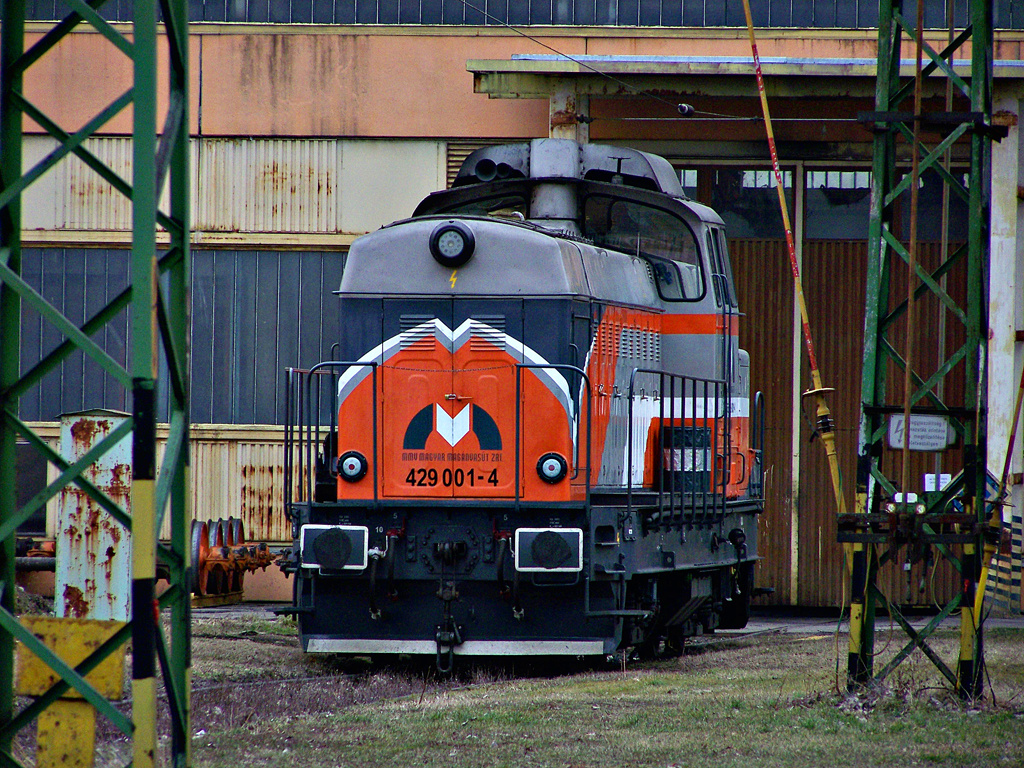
{"left": 924, "top": 473, "right": 952, "bottom": 492}
{"left": 887, "top": 414, "right": 952, "bottom": 451}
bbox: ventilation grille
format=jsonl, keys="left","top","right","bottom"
{"left": 470, "top": 315, "right": 506, "bottom": 351}
{"left": 446, "top": 140, "right": 515, "bottom": 188}
{"left": 399, "top": 314, "right": 436, "bottom": 351}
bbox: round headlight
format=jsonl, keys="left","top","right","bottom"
{"left": 429, "top": 222, "right": 475, "bottom": 268}
{"left": 339, "top": 451, "right": 368, "bottom": 482}
{"left": 537, "top": 453, "right": 568, "bottom": 484}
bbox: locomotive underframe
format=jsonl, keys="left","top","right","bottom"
{"left": 284, "top": 493, "right": 760, "bottom": 663}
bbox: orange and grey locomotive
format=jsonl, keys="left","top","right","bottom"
{"left": 281, "top": 139, "right": 765, "bottom": 669}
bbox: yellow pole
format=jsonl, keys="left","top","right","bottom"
{"left": 739, "top": 0, "right": 846, "bottom": 521}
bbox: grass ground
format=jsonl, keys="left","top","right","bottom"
{"left": 188, "top": 621, "right": 1024, "bottom": 768}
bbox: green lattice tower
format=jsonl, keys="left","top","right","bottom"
{"left": 845, "top": 0, "right": 995, "bottom": 699}
{"left": 0, "top": 0, "right": 192, "bottom": 764}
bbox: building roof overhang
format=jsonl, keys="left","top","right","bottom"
{"left": 469, "top": 54, "right": 1024, "bottom": 100}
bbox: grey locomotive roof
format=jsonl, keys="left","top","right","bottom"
{"left": 342, "top": 140, "right": 720, "bottom": 308}
{"left": 339, "top": 215, "right": 659, "bottom": 307}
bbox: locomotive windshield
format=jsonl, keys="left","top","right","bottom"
{"left": 583, "top": 195, "right": 705, "bottom": 301}
{"left": 433, "top": 192, "right": 529, "bottom": 220}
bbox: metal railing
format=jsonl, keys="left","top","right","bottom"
{"left": 285, "top": 360, "right": 591, "bottom": 510}
{"left": 626, "top": 368, "right": 729, "bottom": 527}
{"left": 283, "top": 361, "right": 378, "bottom": 510}
{"left": 750, "top": 389, "right": 766, "bottom": 500}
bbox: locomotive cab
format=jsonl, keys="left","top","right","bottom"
{"left": 282, "top": 139, "right": 765, "bottom": 668}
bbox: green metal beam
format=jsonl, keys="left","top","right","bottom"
{"left": 0, "top": 0, "right": 192, "bottom": 765}
{"left": 848, "top": 0, "right": 994, "bottom": 700}
{"left": 0, "top": 0, "right": 26, "bottom": 750}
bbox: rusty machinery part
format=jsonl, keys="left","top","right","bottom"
{"left": 14, "top": 538, "right": 56, "bottom": 571}
{"left": 190, "top": 517, "right": 275, "bottom": 597}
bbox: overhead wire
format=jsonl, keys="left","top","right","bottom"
{"left": 600, "top": 116, "right": 861, "bottom": 122}
{"left": 457, "top": 0, "right": 684, "bottom": 113}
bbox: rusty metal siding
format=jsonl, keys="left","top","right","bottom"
{"left": 798, "top": 239, "right": 868, "bottom": 607}
{"left": 731, "top": 238, "right": 795, "bottom": 605}
{"left": 32, "top": 136, "right": 443, "bottom": 235}
{"left": 797, "top": 240, "right": 962, "bottom": 608}
{"left": 56, "top": 137, "right": 134, "bottom": 231}
{"left": 44, "top": 137, "right": 177, "bottom": 231}
{"left": 175, "top": 428, "right": 296, "bottom": 543}
{"left": 196, "top": 138, "right": 341, "bottom": 233}
{"left": 871, "top": 240, "right": 964, "bottom": 608}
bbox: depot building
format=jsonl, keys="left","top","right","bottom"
{"left": 14, "top": 0, "right": 1024, "bottom": 610}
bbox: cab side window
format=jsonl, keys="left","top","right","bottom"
{"left": 583, "top": 196, "right": 705, "bottom": 302}
{"left": 706, "top": 227, "right": 738, "bottom": 309}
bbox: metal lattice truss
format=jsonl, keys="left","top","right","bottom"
{"left": 843, "top": 0, "right": 1000, "bottom": 699}
{"left": 0, "top": 0, "right": 191, "bottom": 765}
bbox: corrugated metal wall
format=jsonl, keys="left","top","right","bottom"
{"left": 189, "top": 248, "right": 343, "bottom": 424}
{"left": 18, "top": 248, "right": 132, "bottom": 418}
{"left": 734, "top": 237, "right": 967, "bottom": 608}
{"left": 197, "top": 139, "right": 341, "bottom": 233}
{"left": 56, "top": 136, "right": 136, "bottom": 231}
{"left": 23, "top": 136, "right": 445, "bottom": 235}
{"left": 731, "top": 238, "right": 795, "bottom": 605}
{"left": 797, "top": 240, "right": 966, "bottom": 608}
{"left": 17, "top": 247, "right": 344, "bottom": 425}
{"left": 32, "top": 424, "right": 299, "bottom": 543}
{"left": 798, "top": 239, "right": 867, "bottom": 607}
{"left": 184, "top": 427, "right": 296, "bottom": 542}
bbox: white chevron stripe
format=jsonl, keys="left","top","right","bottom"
{"left": 435, "top": 404, "right": 471, "bottom": 447}
{"left": 337, "top": 318, "right": 574, "bottom": 425}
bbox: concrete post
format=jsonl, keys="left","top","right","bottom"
{"left": 549, "top": 79, "right": 589, "bottom": 143}
{"left": 989, "top": 87, "right": 1024, "bottom": 613}
{"left": 56, "top": 410, "right": 132, "bottom": 621}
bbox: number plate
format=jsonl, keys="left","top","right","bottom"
{"left": 405, "top": 466, "right": 499, "bottom": 488}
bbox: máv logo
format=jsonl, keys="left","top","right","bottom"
{"left": 403, "top": 404, "right": 502, "bottom": 450}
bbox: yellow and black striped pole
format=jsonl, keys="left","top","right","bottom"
{"left": 131, "top": 379, "right": 158, "bottom": 768}
{"left": 131, "top": 0, "right": 160, "bottom": 760}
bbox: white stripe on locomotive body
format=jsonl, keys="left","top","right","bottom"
{"left": 336, "top": 318, "right": 576, "bottom": 424}
{"left": 608, "top": 394, "right": 750, "bottom": 420}
{"left": 613, "top": 395, "right": 750, "bottom": 485}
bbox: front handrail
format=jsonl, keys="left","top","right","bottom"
{"left": 751, "top": 389, "right": 766, "bottom": 500}
{"left": 283, "top": 361, "right": 379, "bottom": 511}
{"left": 514, "top": 363, "right": 592, "bottom": 511}
{"left": 286, "top": 360, "right": 589, "bottom": 511}
{"left": 625, "top": 368, "right": 729, "bottom": 527}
